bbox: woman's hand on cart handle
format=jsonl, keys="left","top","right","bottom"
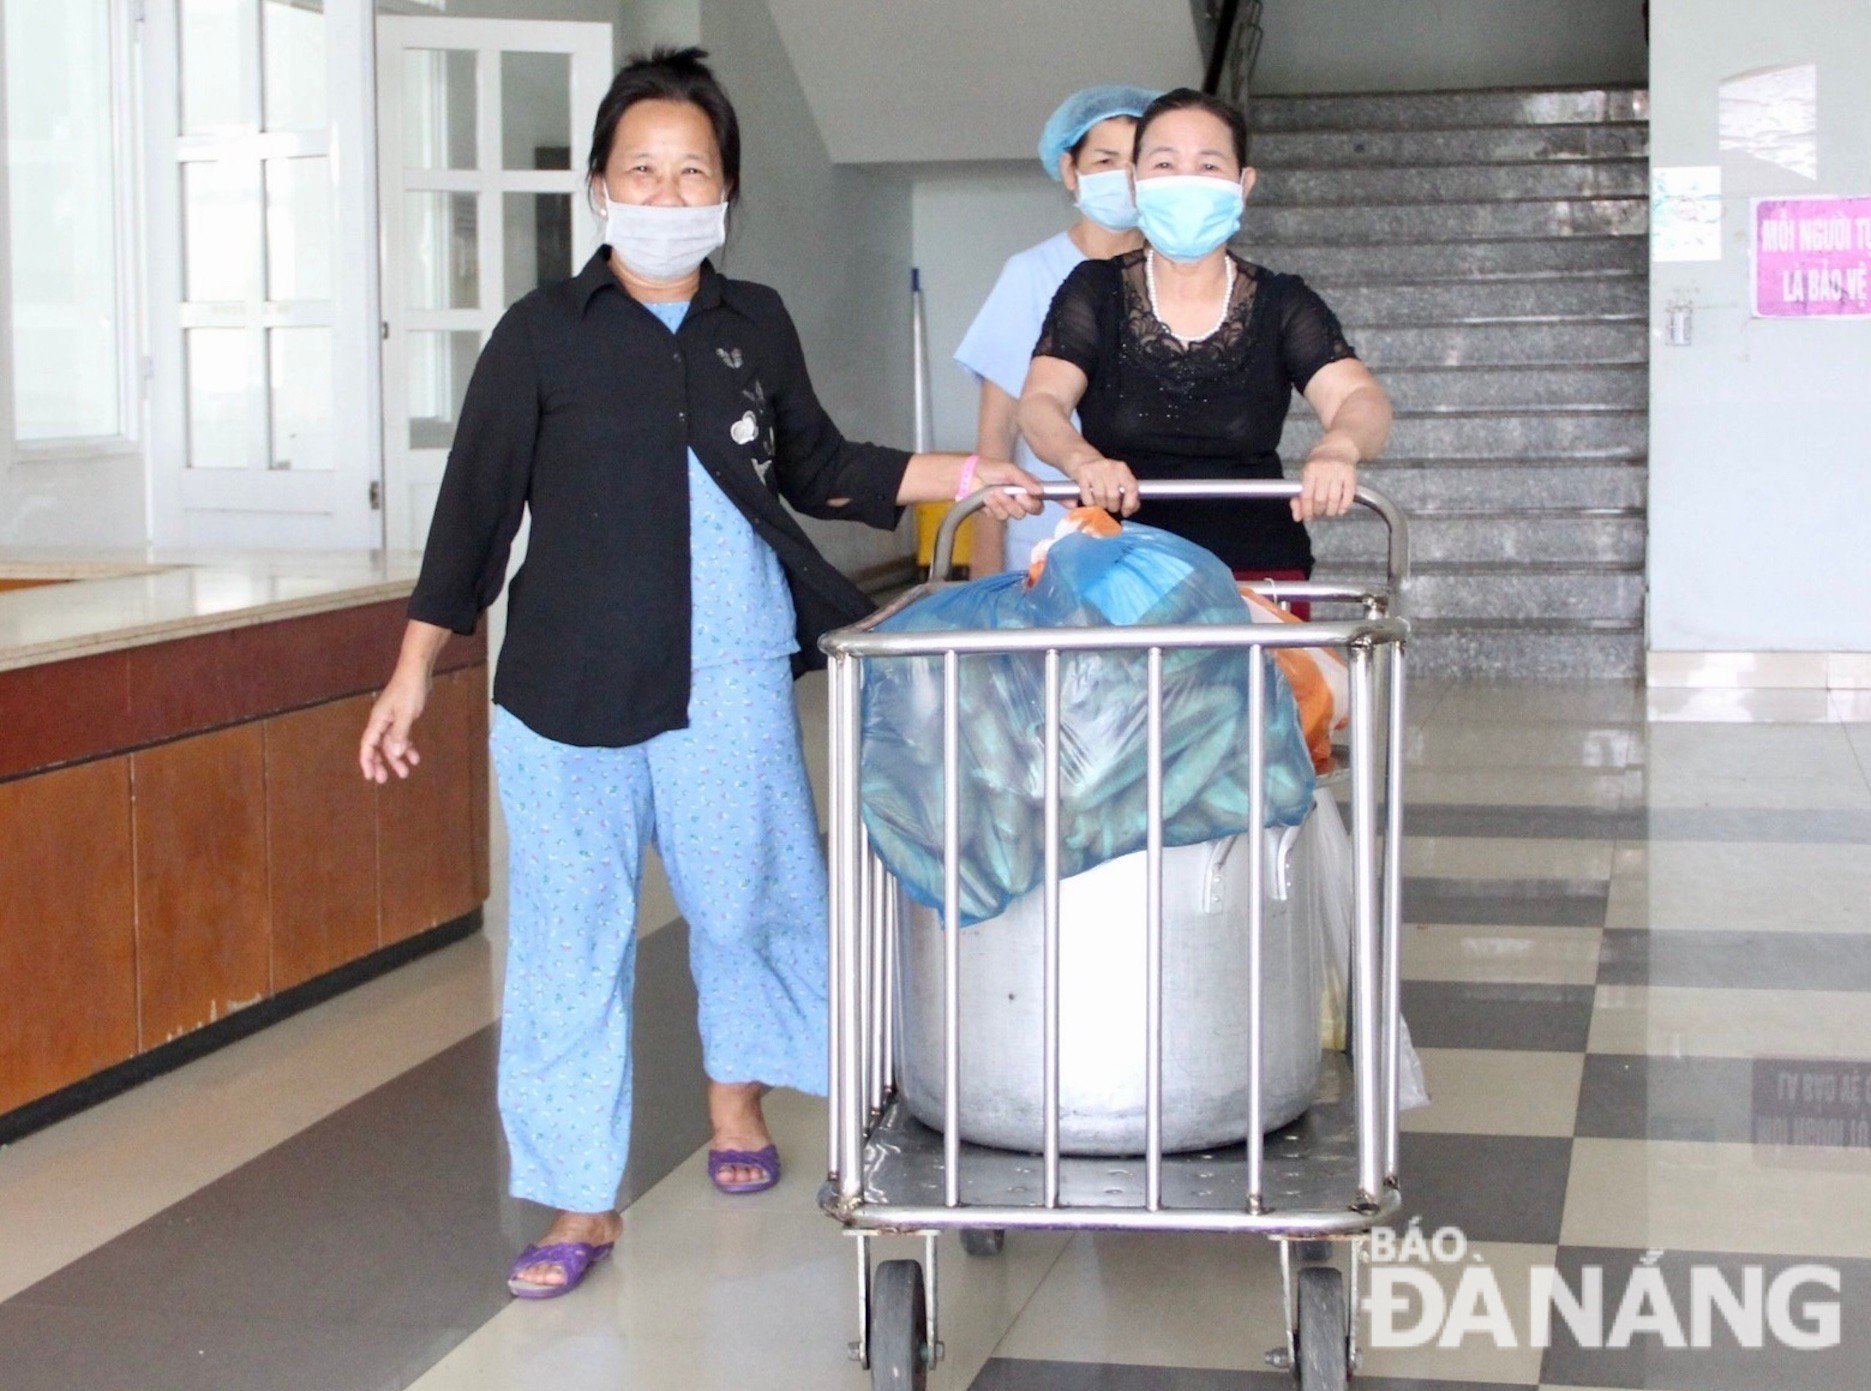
{"left": 1063, "top": 451, "right": 1141, "bottom": 517}
{"left": 359, "top": 619, "right": 449, "bottom": 783}
{"left": 898, "top": 453, "right": 1043, "bottom": 522}
{"left": 972, "top": 459, "right": 1047, "bottom": 521}
{"left": 1294, "top": 442, "right": 1359, "bottom": 523}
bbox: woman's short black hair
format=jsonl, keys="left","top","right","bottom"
{"left": 1133, "top": 87, "right": 1250, "bottom": 169}
{"left": 586, "top": 46, "right": 741, "bottom": 205}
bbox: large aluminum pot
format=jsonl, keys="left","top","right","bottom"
{"left": 896, "top": 809, "right": 1325, "bottom": 1156}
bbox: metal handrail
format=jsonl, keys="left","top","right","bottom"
{"left": 1203, "top": 0, "right": 1265, "bottom": 103}
{"left": 929, "top": 478, "right": 1411, "bottom": 613}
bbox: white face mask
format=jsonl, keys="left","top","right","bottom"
{"left": 600, "top": 194, "right": 728, "bottom": 281}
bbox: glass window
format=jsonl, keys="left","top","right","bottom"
{"left": 403, "top": 49, "right": 477, "bottom": 171}
{"left": 267, "top": 327, "right": 331, "bottom": 470}
{"left": 504, "top": 193, "right": 572, "bottom": 302}
{"left": 179, "top": 0, "right": 244, "bottom": 136}
{"left": 4, "top": 0, "right": 123, "bottom": 441}
{"left": 501, "top": 51, "right": 571, "bottom": 171}
{"left": 184, "top": 159, "right": 258, "bottom": 302}
{"left": 405, "top": 191, "right": 479, "bottom": 310}
{"left": 264, "top": 156, "right": 332, "bottom": 301}
{"left": 186, "top": 328, "right": 252, "bottom": 470}
{"left": 262, "top": 0, "right": 326, "bottom": 132}
{"left": 407, "top": 329, "right": 480, "bottom": 450}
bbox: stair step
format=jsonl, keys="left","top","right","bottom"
{"left": 1287, "top": 409, "right": 1646, "bottom": 460}
{"left": 1259, "top": 160, "right": 1648, "bottom": 206}
{"left": 1248, "top": 87, "right": 1647, "bottom": 133}
{"left": 1256, "top": 236, "right": 1646, "bottom": 280}
{"left": 1241, "top": 84, "right": 1652, "bottom": 680}
{"left": 1317, "top": 562, "right": 1646, "bottom": 622}
{"left": 1405, "top": 620, "right": 1646, "bottom": 680}
{"left": 1343, "top": 457, "right": 1647, "bottom": 511}
{"left": 1343, "top": 363, "right": 1647, "bottom": 410}
{"left": 1315, "top": 273, "right": 1645, "bottom": 324}
{"left": 1312, "top": 508, "right": 1644, "bottom": 565}
{"left": 1249, "top": 121, "right": 1649, "bottom": 169}
{"left": 1350, "top": 318, "right": 1648, "bottom": 367}
{"left": 1241, "top": 197, "right": 1646, "bottom": 244}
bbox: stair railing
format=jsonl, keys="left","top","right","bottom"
{"left": 1201, "top": 0, "right": 1265, "bottom": 110}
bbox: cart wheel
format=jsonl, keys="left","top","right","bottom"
{"left": 1295, "top": 1266, "right": 1349, "bottom": 1389}
{"left": 960, "top": 1227, "right": 1005, "bottom": 1258}
{"left": 868, "top": 1259, "right": 928, "bottom": 1390}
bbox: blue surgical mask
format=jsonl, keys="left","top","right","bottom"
{"left": 1073, "top": 167, "right": 1139, "bottom": 232}
{"left": 1134, "top": 175, "right": 1245, "bottom": 262}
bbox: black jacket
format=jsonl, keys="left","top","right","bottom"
{"left": 408, "top": 250, "right": 911, "bottom": 748}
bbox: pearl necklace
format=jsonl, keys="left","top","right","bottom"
{"left": 1145, "top": 249, "right": 1235, "bottom": 345}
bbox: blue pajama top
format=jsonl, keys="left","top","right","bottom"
{"left": 643, "top": 298, "right": 799, "bottom": 669}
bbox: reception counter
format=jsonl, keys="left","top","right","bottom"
{"left": 0, "top": 552, "right": 488, "bottom": 1138}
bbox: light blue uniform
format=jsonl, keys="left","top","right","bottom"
{"left": 954, "top": 230, "right": 1086, "bottom": 571}
{"left": 492, "top": 298, "right": 829, "bottom": 1213}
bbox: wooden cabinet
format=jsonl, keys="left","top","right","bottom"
{"left": 131, "top": 725, "right": 271, "bottom": 1047}
{"left": 378, "top": 667, "right": 481, "bottom": 945}
{"left": 265, "top": 694, "right": 385, "bottom": 993}
{"left": 0, "top": 758, "right": 136, "bottom": 1113}
{"left": 0, "top": 588, "right": 490, "bottom": 1126}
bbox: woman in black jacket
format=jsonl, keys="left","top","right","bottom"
{"left": 358, "top": 48, "right": 1037, "bottom": 1300}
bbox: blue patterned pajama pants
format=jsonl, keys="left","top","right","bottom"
{"left": 490, "top": 657, "right": 829, "bottom": 1212}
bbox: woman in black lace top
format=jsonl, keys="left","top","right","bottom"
{"left": 1018, "top": 88, "right": 1392, "bottom": 583}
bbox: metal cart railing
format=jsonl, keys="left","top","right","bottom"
{"left": 820, "top": 480, "right": 1409, "bottom": 1389}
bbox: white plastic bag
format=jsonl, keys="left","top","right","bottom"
{"left": 1306, "top": 789, "right": 1429, "bottom": 1111}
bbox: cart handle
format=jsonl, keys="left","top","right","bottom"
{"left": 931, "top": 479, "right": 1410, "bottom": 609}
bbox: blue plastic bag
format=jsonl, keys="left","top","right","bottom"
{"left": 860, "top": 522, "right": 1316, "bottom": 925}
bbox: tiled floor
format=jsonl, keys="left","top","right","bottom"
{"left": 1, "top": 677, "right": 1868, "bottom": 1389}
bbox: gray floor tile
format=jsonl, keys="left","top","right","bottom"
{"left": 0, "top": 1303, "right": 476, "bottom": 1391}
{"left": 1402, "top": 980, "right": 1597, "bottom": 1052}
{"left": 0, "top": 920, "right": 711, "bottom": 1391}
{"left": 1572, "top": 1055, "right": 1757, "bottom": 1144}
{"left": 1399, "top": 805, "right": 1871, "bottom": 844}
{"left": 1406, "top": 877, "right": 1609, "bottom": 928}
{"left": 972, "top": 1360, "right": 1527, "bottom": 1389}
{"left": 1539, "top": 1248, "right": 1871, "bottom": 1389}
{"left": 1637, "top": 808, "right": 1871, "bottom": 844}
{"left": 1390, "top": 1133, "right": 1573, "bottom": 1245}
{"left": 1597, "top": 929, "right": 1871, "bottom": 991}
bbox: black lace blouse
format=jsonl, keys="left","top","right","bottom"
{"left": 1032, "top": 249, "right": 1357, "bottom": 574}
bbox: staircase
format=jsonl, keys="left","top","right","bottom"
{"left": 1240, "top": 87, "right": 1650, "bottom": 678}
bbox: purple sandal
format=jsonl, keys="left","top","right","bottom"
{"left": 708, "top": 1144, "right": 782, "bottom": 1195}
{"left": 506, "top": 1240, "right": 614, "bottom": 1299}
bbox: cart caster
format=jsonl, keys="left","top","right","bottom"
{"left": 1295, "top": 1266, "right": 1349, "bottom": 1389}
{"left": 868, "top": 1259, "right": 929, "bottom": 1390}
{"left": 960, "top": 1227, "right": 1005, "bottom": 1258}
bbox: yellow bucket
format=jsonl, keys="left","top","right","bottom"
{"left": 913, "top": 501, "right": 973, "bottom": 572}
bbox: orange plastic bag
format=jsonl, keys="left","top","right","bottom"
{"left": 1240, "top": 586, "right": 1347, "bottom": 774}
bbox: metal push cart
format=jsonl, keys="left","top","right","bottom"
{"left": 819, "top": 481, "right": 1410, "bottom": 1389}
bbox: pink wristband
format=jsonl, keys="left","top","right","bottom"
{"left": 954, "top": 453, "right": 980, "bottom": 501}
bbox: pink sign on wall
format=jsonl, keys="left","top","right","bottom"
{"left": 1753, "top": 196, "right": 1871, "bottom": 318}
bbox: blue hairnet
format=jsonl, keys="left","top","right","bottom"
{"left": 1039, "top": 84, "right": 1162, "bottom": 180}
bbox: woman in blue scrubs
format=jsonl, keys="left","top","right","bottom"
{"left": 954, "top": 84, "right": 1158, "bottom": 574}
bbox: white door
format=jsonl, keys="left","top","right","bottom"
{"left": 376, "top": 17, "right": 611, "bottom": 553}
{"left": 143, "top": 0, "right": 383, "bottom": 550}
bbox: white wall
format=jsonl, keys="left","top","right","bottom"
{"left": 765, "top": 0, "right": 1199, "bottom": 165}
{"left": 701, "top": 0, "right": 917, "bottom": 575}
{"left": 911, "top": 166, "right": 1077, "bottom": 453}
{"left": 1252, "top": 0, "right": 1648, "bottom": 94}
{"left": 1647, "top": 0, "right": 1871, "bottom": 652}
